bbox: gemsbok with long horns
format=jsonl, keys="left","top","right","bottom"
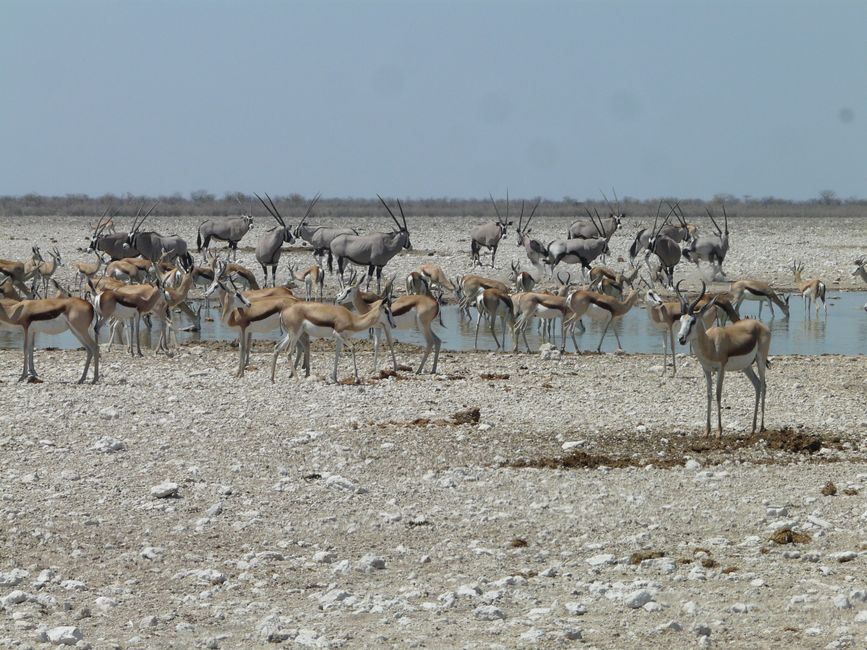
{"left": 255, "top": 193, "right": 320, "bottom": 286}
{"left": 682, "top": 205, "right": 730, "bottom": 278}
{"left": 329, "top": 194, "right": 412, "bottom": 292}
{"left": 197, "top": 207, "right": 254, "bottom": 261}
{"left": 470, "top": 192, "right": 513, "bottom": 268}
{"left": 677, "top": 281, "right": 771, "bottom": 437}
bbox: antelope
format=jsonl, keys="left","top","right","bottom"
{"left": 337, "top": 281, "right": 442, "bottom": 374}
{"left": 474, "top": 288, "right": 514, "bottom": 350}
{"left": 853, "top": 257, "right": 867, "bottom": 284}
{"left": 124, "top": 203, "right": 193, "bottom": 268}
{"left": 1, "top": 249, "right": 41, "bottom": 297}
{"left": 513, "top": 292, "right": 570, "bottom": 352}
{"left": 416, "top": 264, "right": 455, "bottom": 294}
{"left": 88, "top": 216, "right": 116, "bottom": 235}
{"left": 271, "top": 298, "right": 397, "bottom": 384}
{"left": 645, "top": 203, "right": 682, "bottom": 289}
{"left": 292, "top": 205, "right": 358, "bottom": 272}
{"left": 330, "top": 195, "right": 411, "bottom": 292}
{"left": 288, "top": 262, "right": 324, "bottom": 301}
{"left": 106, "top": 258, "right": 147, "bottom": 284}
{"left": 676, "top": 282, "right": 771, "bottom": 437}
{"left": 546, "top": 210, "right": 611, "bottom": 276}
{"left": 454, "top": 274, "right": 509, "bottom": 318}
{"left": 565, "top": 287, "right": 641, "bottom": 353}
{"left": 93, "top": 281, "right": 171, "bottom": 357}
{"left": 790, "top": 260, "right": 827, "bottom": 317}
{"left": 34, "top": 247, "right": 65, "bottom": 296}
{"left": 255, "top": 193, "right": 319, "bottom": 286}
{"left": 87, "top": 208, "right": 138, "bottom": 260}
{"left": 197, "top": 209, "right": 254, "bottom": 260}
{"left": 730, "top": 279, "right": 790, "bottom": 319}
{"left": 515, "top": 199, "right": 547, "bottom": 272}
{"left": 0, "top": 295, "right": 99, "bottom": 384}
{"left": 156, "top": 264, "right": 199, "bottom": 349}
{"left": 682, "top": 205, "right": 730, "bottom": 279}
{"left": 470, "top": 192, "right": 513, "bottom": 268}
{"left": 74, "top": 250, "right": 108, "bottom": 295}
{"left": 568, "top": 190, "right": 624, "bottom": 239}
{"left": 510, "top": 261, "right": 536, "bottom": 293}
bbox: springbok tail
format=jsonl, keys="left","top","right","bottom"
{"left": 817, "top": 281, "right": 826, "bottom": 302}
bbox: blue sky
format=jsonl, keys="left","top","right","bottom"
{"left": 1, "top": 0, "right": 864, "bottom": 200}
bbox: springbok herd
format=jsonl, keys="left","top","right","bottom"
{"left": 1, "top": 196, "right": 866, "bottom": 438}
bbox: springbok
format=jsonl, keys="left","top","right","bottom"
{"left": 730, "top": 279, "right": 790, "bottom": 319}
{"left": 454, "top": 274, "right": 509, "bottom": 318}
{"left": 853, "top": 257, "right": 867, "bottom": 284}
{"left": 510, "top": 261, "right": 536, "bottom": 293}
{"left": 197, "top": 210, "right": 254, "bottom": 261}
{"left": 330, "top": 195, "right": 411, "bottom": 292}
{"left": 271, "top": 298, "right": 397, "bottom": 384}
{"left": 74, "top": 250, "right": 108, "bottom": 295}
{"left": 254, "top": 193, "right": 319, "bottom": 286}
{"left": 416, "top": 264, "right": 455, "bottom": 294}
{"left": 0, "top": 295, "right": 99, "bottom": 384}
{"left": 93, "top": 280, "right": 172, "bottom": 357}
{"left": 513, "top": 292, "right": 570, "bottom": 352}
{"left": 565, "top": 287, "right": 641, "bottom": 353}
{"left": 474, "top": 288, "right": 514, "bottom": 350}
{"left": 677, "top": 282, "right": 771, "bottom": 437}
{"left": 470, "top": 192, "right": 513, "bottom": 268}
{"left": 288, "top": 262, "right": 324, "bottom": 301}
{"left": 337, "top": 281, "right": 442, "bottom": 374}
{"left": 790, "top": 260, "right": 827, "bottom": 318}
{"left": 0, "top": 249, "right": 41, "bottom": 297}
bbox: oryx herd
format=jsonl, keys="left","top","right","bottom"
{"left": 1, "top": 193, "right": 864, "bottom": 437}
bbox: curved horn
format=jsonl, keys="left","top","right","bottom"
{"left": 674, "top": 279, "right": 688, "bottom": 310}
{"left": 688, "top": 280, "right": 706, "bottom": 314}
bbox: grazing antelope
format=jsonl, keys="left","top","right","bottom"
{"left": 730, "top": 279, "right": 790, "bottom": 319}
{"left": 515, "top": 199, "right": 547, "bottom": 272}
{"left": 454, "top": 274, "right": 509, "bottom": 318}
{"left": 790, "top": 260, "right": 827, "bottom": 317}
{"left": 474, "top": 288, "right": 514, "bottom": 350}
{"left": 337, "top": 281, "right": 442, "bottom": 374}
{"left": 288, "top": 262, "right": 325, "bottom": 301}
{"left": 74, "top": 250, "right": 108, "bottom": 295}
{"left": 271, "top": 298, "right": 397, "bottom": 383}
{"left": 677, "top": 282, "right": 771, "bottom": 437}
{"left": 565, "top": 287, "right": 641, "bottom": 352}
{"left": 405, "top": 271, "right": 429, "bottom": 296}
{"left": 155, "top": 266, "right": 200, "bottom": 350}
{"left": 470, "top": 192, "right": 513, "bottom": 268}
{"left": 197, "top": 211, "right": 254, "bottom": 261}
{"left": 510, "top": 261, "right": 536, "bottom": 293}
{"left": 682, "top": 205, "right": 730, "bottom": 279}
{"left": 330, "top": 195, "right": 411, "bottom": 291}
{"left": 255, "top": 193, "right": 319, "bottom": 286}
{"left": 0, "top": 295, "right": 99, "bottom": 384}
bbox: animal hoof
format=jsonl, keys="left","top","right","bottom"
{"left": 26, "top": 376, "right": 43, "bottom": 384}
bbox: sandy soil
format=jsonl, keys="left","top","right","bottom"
{"left": 0, "top": 214, "right": 866, "bottom": 649}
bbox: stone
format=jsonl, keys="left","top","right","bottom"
{"left": 92, "top": 437, "right": 125, "bottom": 453}
{"left": 1, "top": 590, "right": 28, "bottom": 606}
{"left": 586, "top": 553, "right": 616, "bottom": 567}
{"left": 829, "top": 551, "right": 857, "bottom": 563}
{"left": 140, "top": 546, "right": 163, "bottom": 560}
{"left": 474, "top": 605, "right": 506, "bottom": 621}
{"left": 313, "top": 551, "right": 336, "bottom": 564}
{"left": 60, "top": 580, "right": 87, "bottom": 591}
{"left": 685, "top": 459, "right": 701, "bottom": 470}
{"left": 94, "top": 596, "right": 116, "bottom": 611}
{"left": 98, "top": 407, "right": 119, "bottom": 420}
{"left": 656, "top": 620, "right": 683, "bottom": 632}
{"left": 625, "top": 589, "right": 654, "bottom": 609}
{"left": 150, "top": 482, "right": 179, "bottom": 498}
{"left": 565, "top": 602, "right": 587, "bottom": 616}
{"left": 205, "top": 502, "right": 223, "bottom": 517}
{"left": 833, "top": 595, "right": 851, "bottom": 610}
{"left": 359, "top": 554, "right": 386, "bottom": 571}
{"left": 46, "top": 626, "right": 83, "bottom": 646}
{"left": 0, "top": 569, "right": 28, "bottom": 586}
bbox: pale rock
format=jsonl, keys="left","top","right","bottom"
{"left": 684, "top": 459, "right": 701, "bottom": 470}
{"left": 834, "top": 595, "right": 852, "bottom": 610}
{"left": 563, "top": 627, "right": 583, "bottom": 640}
{"left": 92, "top": 437, "right": 125, "bottom": 453}
{"left": 150, "top": 482, "right": 179, "bottom": 498}
{"left": 853, "top": 610, "right": 867, "bottom": 623}
{"left": 325, "top": 474, "right": 367, "bottom": 494}
{"left": 94, "top": 596, "right": 116, "bottom": 611}
{"left": 644, "top": 601, "right": 663, "bottom": 612}
{"left": 139, "top": 615, "right": 158, "bottom": 629}
{"left": 519, "top": 627, "right": 545, "bottom": 643}
{"left": 0, "top": 569, "right": 28, "bottom": 586}
{"left": 98, "top": 407, "right": 119, "bottom": 420}
{"left": 60, "top": 470, "right": 80, "bottom": 481}
{"left": 140, "top": 546, "right": 163, "bottom": 560}
{"left": 60, "top": 580, "right": 87, "bottom": 591}
{"left": 1, "top": 590, "right": 28, "bottom": 606}
{"left": 474, "top": 605, "right": 506, "bottom": 621}
{"left": 456, "top": 584, "right": 481, "bottom": 598}
{"left": 625, "top": 589, "right": 654, "bottom": 609}
{"left": 586, "top": 554, "right": 616, "bottom": 567}
{"left": 656, "top": 620, "right": 683, "bottom": 632}
{"left": 46, "top": 626, "right": 83, "bottom": 645}
{"left": 313, "top": 551, "right": 336, "bottom": 564}
{"left": 829, "top": 551, "right": 857, "bottom": 563}
{"left": 358, "top": 554, "right": 385, "bottom": 571}
{"left": 565, "top": 602, "right": 587, "bottom": 616}
{"left": 206, "top": 502, "right": 223, "bottom": 517}
{"left": 319, "top": 589, "right": 350, "bottom": 610}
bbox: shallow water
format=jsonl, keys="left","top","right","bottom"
{"left": 1, "top": 292, "right": 865, "bottom": 356}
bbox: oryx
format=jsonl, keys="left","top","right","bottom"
{"left": 329, "top": 194, "right": 412, "bottom": 292}
{"left": 254, "top": 193, "right": 320, "bottom": 286}
{"left": 293, "top": 208, "right": 358, "bottom": 272}
{"left": 568, "top": 189, "right": 623, "bottom": 239}
{"left": 644, "top": 202, "right": 682, "bottom": 289}
{"left": 682, "top": 205, "right": 730, "bottom": 279}
{"left": 196, "top": 202, "right": 254, "bottom": 261}
{"left": 470, "top": 191, "right": 513, "bottom": 268}
{"left": 87, "top": 207, "right": 138, "bottom": 260}
{"left": 546, "top": 209, "right": 611, "bottom": 277}
{"left": 124, "top": 203, "right": 193, "bottom": 268}
{"left": 515, "top": 198, "right": 547, "bottom": 272}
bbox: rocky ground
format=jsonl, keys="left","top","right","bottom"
{"left": 0, "top": 346, "right": 865, "bottom": 649}
{"left": 0, "top": 214, "right": 866, "bottom": 648}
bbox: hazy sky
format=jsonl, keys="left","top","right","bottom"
{"left": 1, "top": 0, "right": 865, "bottom": 200}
